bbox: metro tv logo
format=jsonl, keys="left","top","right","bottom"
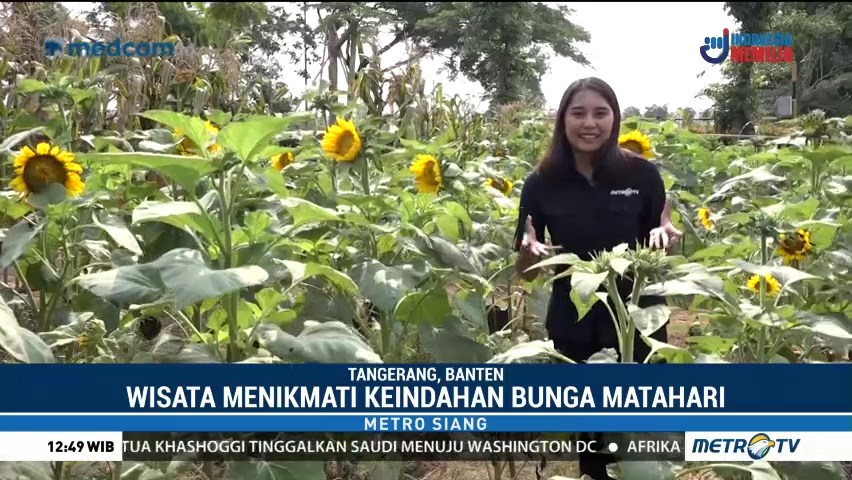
{"left": 692, "top": 433, "right": 800, "bottom": 460}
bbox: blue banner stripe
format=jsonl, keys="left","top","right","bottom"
{"left": 0, "top": 415, "right": 849, "bottom": 432}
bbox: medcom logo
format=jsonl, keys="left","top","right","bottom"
{"left": 44, "top": 37, "right": 65, "bottom": 57}
{"left": 687, "top": 432, "right": 801, "bottom": 461}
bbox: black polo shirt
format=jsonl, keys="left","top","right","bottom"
{"left": 512, "top": 154, "right": 667, "bottom": 351}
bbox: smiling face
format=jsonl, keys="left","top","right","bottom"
{"left": 563, "top": 89, "right": 615, "bottom": 154}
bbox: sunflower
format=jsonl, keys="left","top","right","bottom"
{"left": 272, "top": 151, "right": 295, "bottom": 171}
{"left": 10, "top": 141, "right": 85, "bottom": 198}
{"left": 174, "top": 120, "right": 221, "bottom": 156}
{"left": 697, "top": 207, "right": 713, "bottom": 230}
{"left": 203, "top": 120, "right": 222, "bottom": 154}
{"left": 321, "top": 117, "right": 361, "bottom": 162}
{"left": 409, "top": 154, "right": 442, "bottom": 193}
{"left": 746, "top": 273, "right": 781, "bottom": 296}
{"left": 618, "top": 130, "right": 653, "bottom": 159}
{"left": 775, "top": 228, "right": 813, "bottom": 265}
{"left": 485, "top": 176, "right": 513, "bottom": 196}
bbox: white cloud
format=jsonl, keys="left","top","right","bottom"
{"left": 62, "top": 2, "right": 734, "bottom": 114}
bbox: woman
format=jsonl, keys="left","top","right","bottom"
{"left": 512, "top": 77, "right": 680, "bottom": 479}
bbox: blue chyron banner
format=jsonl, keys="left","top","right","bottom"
{"left": 1, "top": 364, "right": 850, "bottom": 432}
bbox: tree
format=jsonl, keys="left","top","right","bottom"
{"left": 623, "top": 106, "right": 641, "bottom": 118}
{"left": 383, "top": 2, "right": 591, "bottom": 109}
{"left": 643, "top": 104, "right": 669, "bottom": 120}
{"left": 702, "top": 2, "right": 777, "bottom": 133}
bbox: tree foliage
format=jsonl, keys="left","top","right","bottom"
{"left": 380, "top": 2, "right": 591, "bottom": 109}
{"left": 705, "top": 1, "right": 852, "bottom": 133}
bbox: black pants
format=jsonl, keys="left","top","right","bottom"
{"left": 552, "top": 324, "right": 669, "bottom": 480}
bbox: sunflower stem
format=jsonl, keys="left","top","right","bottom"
{"left": 759, "top": 234, "right": 767, "bottom": 310}
{"left": 756, "top": 233, "right": 768, "bottom": 363}
{"left": 359, "top": 156, "right": 370, "bottom": 196}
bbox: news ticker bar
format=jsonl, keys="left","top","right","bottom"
{"left": 1, "top": 414, "right": 850, "bottom": 432}
{"left": 3, "top": 431, "right": 852, "bottom": 463}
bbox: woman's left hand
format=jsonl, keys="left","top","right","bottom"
{"left": 650, "top": 222, "right": 682, "bottom": 250}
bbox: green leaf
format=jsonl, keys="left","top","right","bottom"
{"left": 689, "top": 243, "right": 733, "bottom": 261}
{"left": 156, "top": 249, "right": 269, "bottom": 309}
{"left": 0, "top": 298, "right": 56, "bottom": 363}
{"left": 628, "top": 304, "right": 671, "bottom": 337}
{"left": 643, "top": 271, "right": 726, "bottom": 300}
{"left": 571, "top": 288, "right": 599, "bottom": 323}
{"left": 394, "top": 287, "right": 451, "bottom": 325}
{"left": 527, "top": 253, "right": 582, "bottom": 273}
{"left": 709, "top": 461, "right": 782, "bottom": 480}
{"left": 418, "top": 315, "right": 492, "bottom": 362}
{"left": 610, "top": 257, "right": 632, "bottom": 276}
{"left": 608, "top": 461, "right": 677, "bottom": 480}
{"left": 0, "top": 462, "right": 54, "bottom": 480}
{"left": 132, "top": 201, "right": 201, "bottom": 222}
{"left": 487, "top": 340, "right": 574, "bottom": 364}
{"left": 572, "top": 271, "right": 608, "bottom": 301}
{"left": 279, "top": 197, "right": 340, "bottom": 228}
{"left": 17, "top": 79, "right": 49, "bottom": 93}
{"left": 27, "top": 183, "right": 68, "bottom": 208}
{"left": 794, "top": 312, "right": 852, "bottom": 340}
{"left": 643, "top": 336, "right": 693, "bottom": 364}
{"left": 587, "top": 348, "right": 619, "bottom": 363}
{"left": 435, "top": 213, "right": 460, "bottom": 241}
{"left": 255, "top": 288, "right": 285, "bottom": 317}
{"left": 730, "top": 260, "right": 820, "bottom": 290}
{"left": 131, "top": 201, "right": 218, "bottom": 242}
{"left": 217, "top": 115, "right": 294, "bottom": 162}
{"left": 93, "top": 212, "right": 142, "bottom": 255}
{"left": 79, "top": 152, "right": 217, "bottom": 192}
{"left": 151, "top": 335, "right": 221, "bottom": 363}
{"left": 0, "top": 127, "right": 46, "bottom": 152}
{"left": 140, "top": 110, "right": 212, "bottom": 157}
{"left": 254, "top": 321, "right": 382, "bottom": 363}
{"left": 688, "top": 335, "right": 736, "bottom": 354}
{"left": 350, "top": 260, "right": 421, "bottom": 312}
{"left": 0, "top": 218, "right": 45, "bottom": 268}
{"left": 276, "top": 260, "right": 358, "bottom": 295}
{"left": 224, "top": 461, "right": 327, "bottom": 480}
{"left": 0, "top": 194, "right": 31, "bottom": 220}
{"left": 74, "top": 263, "right": 166, "bottom": 305}
{"left": 770, "top": 461, "right": 847, "bottom": 480}
{"left": 801, "top": 146, "right": 852, "bottom": 169}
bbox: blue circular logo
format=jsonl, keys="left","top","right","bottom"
{"left": 747, "top": 433, "right": 776, "bottom": 460}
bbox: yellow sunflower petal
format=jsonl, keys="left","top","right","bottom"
{"left": 65, "top": 173, "right": 85, "bottom": 196}
{"left": 409, "top": 154, "right": 442, "bottom": 193}
{"left": 19, "top": 145, "right": 35, "bottom": 159}
{"left": 9, "top": 176, "right": 26, "bottom": 193}
{"left": 57, "top": 151, "right": 76, "bottom": 163}
{"left": 618, "top": 130, "right": 653, "bottom": 159}
{"left": 36, "top": 142, "right": 51, "bottom": 155}
{"left": 321, "top": 118, "right": 362, "bottom": 162}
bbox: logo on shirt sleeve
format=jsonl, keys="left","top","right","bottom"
{"left": 610, "top": 188, "right": 640, "bottom": 197}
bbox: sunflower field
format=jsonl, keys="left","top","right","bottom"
{"left": 2, "top": 6, "right": 852, "bottom": 480}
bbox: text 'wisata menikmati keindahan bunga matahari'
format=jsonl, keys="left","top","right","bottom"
{"left": 125, "top": 366, "right": 726, "bottom": 410}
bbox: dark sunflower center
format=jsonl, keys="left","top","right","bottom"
{"left": 423, "top": 162, "right": 440, "bottom": 185}
{"left": 622, "top": 140, "right": 643, "bottom": 154}
{"left": 335, "top": 132, "right": 354, "bottom": 155}
{"left": 23, "top": 155, "right": 67, "bottom": 193}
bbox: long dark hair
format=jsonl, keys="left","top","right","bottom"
{"left": 538, "top": 77, "right": 635, "bottom": 185}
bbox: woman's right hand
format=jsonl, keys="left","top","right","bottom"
{"left": 520, "top": 215, "right": 553, "bottom": 257}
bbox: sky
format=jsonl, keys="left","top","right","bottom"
{"left": 62, "top": 2, "right": 736, "bottom": 114}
